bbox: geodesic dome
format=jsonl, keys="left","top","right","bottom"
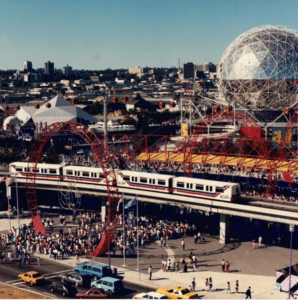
{"left": 218, "top": 25, "right": 298, "bottom": 109}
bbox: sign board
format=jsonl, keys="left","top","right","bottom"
{"left": 274, "top": 283, "right": 281, "bottom": 292}
{"left": 272, "top": 127, "right": 293, "bottom": 149}
{"left": 181, "top": 123, "right": 188, "bottom": 136}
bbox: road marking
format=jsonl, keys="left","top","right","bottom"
{"left": 43, "top": 292, "right": 56, "bottom": 298}
{"left": 11, "top": 282, "right": 26, "bottom": 286}
{"left": 42, "top": 269, "right": 73, "bottom": 277}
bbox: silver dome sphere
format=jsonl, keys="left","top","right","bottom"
{"left": 218, "top": 25, "right": 298, "bottom": 109}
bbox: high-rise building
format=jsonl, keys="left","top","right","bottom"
{"left": 183, "top": 62, "right": 195, "bottom": 79}
{"left": 44, "top": 61, "right": 54, "bottom": 76}
{"left": 62, "top": 64, "right": 73, "bottom": 75}
{"left": 23, "top": 61, "right": 33, "bottom": 72}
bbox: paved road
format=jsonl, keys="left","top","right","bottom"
{"left": 0, "top": 258, "right": 151, "bottom": 299}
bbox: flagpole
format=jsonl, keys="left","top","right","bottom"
{"left": 122, "top": 193, "right": 126, "bottom": 267}
{"left": 137, "top": 195, "right": 140, "bottom": 280}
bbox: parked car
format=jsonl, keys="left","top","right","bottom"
{"left": 74, "top": 262, "right": 112, "bottom": 281}
{"left": 90, "top": 277, "right": 124, "bottom": 296}
{"left": 75, "top": 288, "right": 110, "bottom": 299}
{"left": 133, "top": 291, "right": 168, "bottom": 299}
{"left": 60, "top": 272, "right": 91, "bottom": 287}
{"left": 49, "top": 282, "right": 78, "bottom": 297}
{"left": 18, "top": 271, "right": 45, "bottom": 286}
{"left": 156, "top": 286, "right": 198, "bottom": 299}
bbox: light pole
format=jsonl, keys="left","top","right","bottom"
{"left": 289, "top": 224, "right": 294, "bottom": 299}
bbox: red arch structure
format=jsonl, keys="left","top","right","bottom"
{"left": 25, "top": 121, "right": 120, "bottom": 257}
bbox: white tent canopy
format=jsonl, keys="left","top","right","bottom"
{"left": 15, "top": 95, "right": 98, "bottom": 127}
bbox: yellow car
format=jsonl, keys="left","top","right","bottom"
{"left": 156, "top": 286, "right": 198, "bottom": 299}
{"left": 18, "top": 271, "right": 45, "bottom": 286}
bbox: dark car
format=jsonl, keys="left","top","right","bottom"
{"left": 75, "top": 288, "right": 110, "bottom": 299}
{"left": 60, "top": 272, "right": 91, "bottom": 287}
{"left": 49, "top": 282, "right": 78, "bottom": 297}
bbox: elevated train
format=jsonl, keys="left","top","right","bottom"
{"left": 9, "top": 162, "right": 241, "bottom": 202}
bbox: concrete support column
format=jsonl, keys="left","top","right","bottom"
{"left": 219, "top": 213, "right": 230, "bottom": 244}
{"left": 101, "top": 198, "right": 106, "bottom": 223}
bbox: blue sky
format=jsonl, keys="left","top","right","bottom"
{"left": 0, "top": 0, "right": 297, "bottom": 70}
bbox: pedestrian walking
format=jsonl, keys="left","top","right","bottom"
{"left": 226, "top": 281, "right": 231, "bottom": 293}
{"left": 252, "top": 239, "right": 256, "bottom": 249}
{"left": 191, "top": 278, "right": 196, "bottom": 292}
{"left": 17, "top": 257, "right": 23, "bottom": 269}
{"left": 245, "top": 286, "right": 251, "bottom": 299}
{"left": 205, "top": 278, "right": 209, "bottom": 291}
{"left": 148, "top": 266, "right": 152, "bottom": 280}
{"left": 235, "top": 280, "right": 239, "bottom": 293}
{"left": 225, "top": 261, "right": 230, "bottom": 272}
{"left": 37, "top": 256, "right": 41, "bottom": 266}
{"left": 192, "top": 261, "right": 196, "bottom": 272}
{"left": 221, "top": 259, "right": 225, "bottom": 272}
{"left": 209, "top": 277, "right": 213, "bottom": 291}
{"left": 181, "top": 239, "right": 185, "bottom": 251}
{"left": 258, "top": 235, "right": 263, "bottom": 248}
{"left": 167, "top": 259, "right": 171, "bottom": 272}
{"left": 197, "top": 232, "right": 201, "bottom": 242}
{"left": 194, "top": 235, "right": 197, "bottom": 244}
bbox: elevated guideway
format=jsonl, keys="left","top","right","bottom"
{"left": 8, "top": 177, "right": 298, "bottom": 244}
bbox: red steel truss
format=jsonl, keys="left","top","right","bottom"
{"left": 25, "top": 121, "right": 120, "bottom": 257}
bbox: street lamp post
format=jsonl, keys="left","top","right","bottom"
{"left": 289, "top": 224, "right": 295, "bottom": 299}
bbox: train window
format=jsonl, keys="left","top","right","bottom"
{"left": 153, "top": 179, "right": 155, "bottom": 184}
{"left": 140, "top": 177, "right": 147, "bottom": 183}
{"left": 210, "top": 186, "right": 213, "bottom": 192}
{"left": 177, "top": 182, "right": 184, "bottom": 188}
{"left": 66, "top": 170, "right": 73, "bottom": 175}
{"left": 206, "top": 186, "right": 209, "bottom": 191}
{"left": 158, "top": 180, "right": 165, "bottom": 186}
{"left": 25, "top": 168, "right": 27, "bottom": 172}
{"left": 123, "top": 176, "right": 130, "bottom": 181}
{"left": 196, "top": 184, "right": 204, "bottom": 190}
{"left": 216, "top": 187, "right": 224, "bottom": 193}
{"left": 82, "top": 172, "right": 89, "bottom": 177}
{"left": 36, "top": 169, "right": 40, "bottom": 173}
{"left": 99, "top": 174, "right": 105, "bottom": 179}
{"left": 186, "top": 183, "right": 193, "bottom": 189}
{"left": 94, "top": 173, "right": 97, "bottom": 178}
{"left": 49, "top": 169, "right": 56, "bottom": 174}
{"left": 16, "top": 168, "right": 22, "bottom": 172}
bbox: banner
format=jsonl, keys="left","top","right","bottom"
{"left": 272, "top": 127, "right": 293, "bottom": 148}
{"left": 128, "top": 211, "right": 134, "bottom": 229}
{"left": 240, "top": 127, "right": 263, "bottom": 140}
{"left": 125, "top": 197, "right": 136, "bottom": 209}
{"left": 181, "top": 123, "right": 188, "bottom": 136}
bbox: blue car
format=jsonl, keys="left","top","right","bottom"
{"left": 90, "top": 277, "right": 124, "bottom": 296}
{"left": 74, "top": 262, "right": 112, "bottom": 281}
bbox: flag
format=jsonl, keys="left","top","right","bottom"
{"left": 125, "top": 197, "right": 137, "bottom": 209}
{"left": 6, "top": 177, "right": 15, "bottom": 186}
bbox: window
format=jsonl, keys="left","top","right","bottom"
{"left": 153, "top": 179, "right": 155, "bottom": 184}
{"left": 140, "top": 177, "right": 147, "bottom": 183}
{"left": 49, "top": 169, "right": 56, "bottom": 174}
{"left": 158, "top": 180, "right": 165, "bottom": 186}
{"left": 177, "top": 182, "right": 184, "bottom": 188}
{"left": 186, "top": 183, "right": 193, "bottom": 189}
{"left": 16, "top": 168, "right": 22, "bottom": 172}
{"left": 99, "top": 174, "right": 105, "bottom": 179}
{"left": 36, "top": 169, "right": 40, "bottom": 173}
{"left": 66, "top": 170, "right": 73, "bottom": 175}
{"left": 196, "top": 184, "right": 204, "bottom": 190}
{"left": 123, "top": 175, "right": 130, "bottom": 181}
{"left": 216, "top": 187, "right": 224, "bottom": 193}
{"left": 82, "top": 172, "right": 89, "bottom": 177}
{"left": 210, "top": 186, "right": 213, "bottom": 192}
{"left": 206, "top": 186, "right": 209, "bottom": 191}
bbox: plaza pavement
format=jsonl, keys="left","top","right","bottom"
{"left": 0, "top": 215, "right": 294, "bottom": 299}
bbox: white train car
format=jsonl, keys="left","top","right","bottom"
{"left": 117, "top": 170, "right": 175, "bottom": 193}
{"left": 9, "top": 162, "right": 62, "bottom": 180}
{"left": 62, "top": 165, "right": 107, "bottom": 184}
{"left": 172, "top": 177, "right": 240, "bottom": 202}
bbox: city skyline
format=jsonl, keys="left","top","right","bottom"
{"left": 0, "top": 0, "right": 297, "bottom": 70}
